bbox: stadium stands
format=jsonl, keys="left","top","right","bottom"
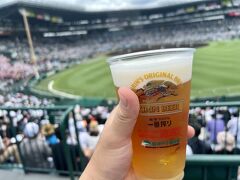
{"left": 0, "top": 0, "right": 240, "bottom": 179}
{"left": 0, "top": 103, "right": 240, "bottom": 179}
{"left": 189, "top": 105, "right": 240, "bottom": 153}
{"left": 0, "top": 93, "right": 53, "bottom": 107}
{"left": 1, "top": 18, "right": 240, "bottom": 62}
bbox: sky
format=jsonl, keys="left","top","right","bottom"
{"left": 0, "top": 0, "right": 205, "bottom": 11}
{"left": 75, "top": 0, "right": 204, "bottom": 11}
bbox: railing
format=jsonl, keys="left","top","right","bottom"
{"left": 0, "top": 101, "right": 240, "bottom": 179}
{"left": 185, "top": 155, "right": 240, "bottom": 180}
{"left": 190, "top": 101, "right": 240, "bottom": 108}
{"left": 0, "top": 106, "right": 86, "bottom": 180}
{"left": 57, "top": 106, "right": 88, "bottom": 180}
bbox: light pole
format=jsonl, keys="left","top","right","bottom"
{"left": 19, "top": 9, "right": 39, "bottom": 79}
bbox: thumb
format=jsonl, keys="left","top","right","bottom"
{"left": 100, "top": 87, "right": 140, "bottom": 147}
{"left": 81, "top": 88, "right": 140, "bottom": 179}
{"left": 114, "top": 87, "right": 140, "bottom": 139}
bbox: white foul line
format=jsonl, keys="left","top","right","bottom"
{"left": 48, "top": 80, "right": 82, "bottom": 99}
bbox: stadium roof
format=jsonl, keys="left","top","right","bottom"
{"left": 0, "top": 0, "right": 216, "bottom": 12}
{"left": 0, "top": 0, "right": 219, "bottom": 22}
{"left": 80, "top": 0, "right": 217, "bottom": 12}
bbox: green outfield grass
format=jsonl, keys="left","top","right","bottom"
{"left": 35, "top": 56, "right": 116, "bottom": 98}
{"left": 35, "top": 40, "right": 240, "bottom": 99}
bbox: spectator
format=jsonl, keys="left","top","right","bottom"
{"left": 0, "top": 135, "right": 21, "bottom": 164}
{"left": 78, "top": 120, "right": 91, "bottom": 159}
{"left": 207, "top": 113, "right": 225, "bottom": 144}
{"left": 188, "top": 120, "right": 213, "bottom": 154}
{"left": 41, "top": 123, "right": 59, "bottom": 145}
{"left": 194, "top": 107, "right": 206, "bottom": 127}
{"left": 227, "top": 113, "right": 240, "bottom": 148}
{"left": 214, "top": 131, "right": 240, "bottom": 154}
{"left": 67, "top": 113, "right": 77, "bottom": 145}
{"left": 186, "top": 145, "right": 193, "bottom": 156}
{"left": 79, "top": 120, "right": 100, "bottom": 159}
{"left": 20, "top": 122, "right": 52, "bottom": 169}
{"left": 204, "top": 107, "right": 215, "bottom": 122}
{"left": 88, "top": 120, "right": 100, "bottom": 146}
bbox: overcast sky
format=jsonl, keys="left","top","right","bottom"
{"left": 75, "top": 0, "right": 204, "bottom": 11}
{"left": 1, "top": 0, "right": 205, "bottom": 11}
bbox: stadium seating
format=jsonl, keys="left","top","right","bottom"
{"left": 0, "top": 102, "right": 240, "bottom": 180}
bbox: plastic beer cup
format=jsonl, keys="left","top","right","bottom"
{"left": 108, "top": 48, "right": 195, "bottom": 180}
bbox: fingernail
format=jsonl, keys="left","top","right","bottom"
{"left": 119, "top": 92, "right": 128, "bottom": 108}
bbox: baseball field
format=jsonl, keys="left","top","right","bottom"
{"left": 34, "top": 40, "right": 240, "bottom": 99}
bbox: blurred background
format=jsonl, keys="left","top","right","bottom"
{"left": 0, "top": 0, "right": 240, "bottom": 179}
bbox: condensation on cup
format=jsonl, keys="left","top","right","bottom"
{"left": 108, "top": 48, "right": 195, "bottom": 180}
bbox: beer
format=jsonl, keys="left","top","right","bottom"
{"left": 108, "top": 49, "right": 195, "bottom": 179}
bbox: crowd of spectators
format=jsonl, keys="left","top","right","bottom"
{"left": 188, "top": 106, "right": 240, "bottom": 155}
{"left": 0, "top": 93, "right": 53, "bottom": 107}
{"left": 0, "top": 104, "right": 110, "bottom": 172}
{"left": 3, "top": 17, "right": 240, "bottom": 62}
{"left": 0, "top": 53, "right": 70, "bottom": 94}
{"left": 0, "top": 55, "right": 34, "bottom": 93}
{"left": 0, "top": 55, "right": 33, "bottom": 81}
{"left": 0, "top": 101, "right": 240, "bottom": 171}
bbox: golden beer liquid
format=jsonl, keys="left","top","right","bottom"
{"left": 132, "top": 80, "right": 191, "bottom": 179}
{"left": 116, "top": 80, "right": 191, "bottom": 179}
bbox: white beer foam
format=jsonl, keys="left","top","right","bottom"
{"left": 109, "top": 52, "right": 193, "bottom": 87}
